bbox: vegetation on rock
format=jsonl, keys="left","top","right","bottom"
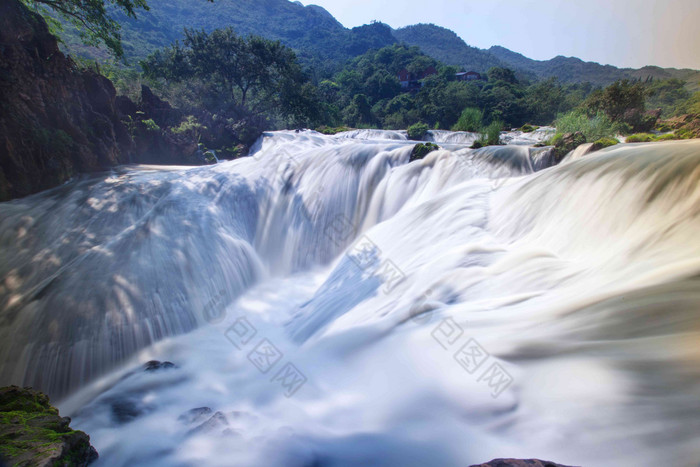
{"left": 410, "top": 142, "right": 440, "bottom": 161}
{"left": 590, "top": 137, "right": 619, "bottom": 151}
{"left": 407, "top": 122, "right": 430, "bottom": 140}
{"left": 316, "top": 126, "right": 353, "bottom": 135}
{"left": 0, "top": 386, "right": 98, "bottom": 466}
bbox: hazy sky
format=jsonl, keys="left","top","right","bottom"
{"left": 301, "top": 0, "right": 700, "bottom": 70}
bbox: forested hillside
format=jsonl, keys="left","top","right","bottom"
{"left": 392, "top": 24, "right": 506, "bottom": 73}
{"left": 52, "top": 0, "right": 699, "bottom": 90}
{"left": 58, "top": 0, "right": 396, "bottom": 75}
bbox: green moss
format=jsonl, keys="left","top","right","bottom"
{"left": 625, "top": 133, "right": 655, "bottom": 143}
{"left": 316, "top": 125, "right": 352, "bottom": 135}
{"left": 520, "top": 124, "right": 538, "bottom": 133}
{"left": 654, "top": 133, "right": 678, "bottom": 141}
{"left": 410, "top": 142, "right": 440, "bottom": 161}
{"left": 0, "top": 386, "right": 97, "bottom": 466}
{"left": 590, "top": 137, "right": 619, "bottom": 152}
{"left": 675, "top": 128, "right": 695, "bottom": 139}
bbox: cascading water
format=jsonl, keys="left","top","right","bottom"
{"left": 0, "top": 131, "right": 699, "bottom": 466}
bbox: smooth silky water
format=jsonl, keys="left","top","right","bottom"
{"left": 0, "top": 130, "right": 698, "bottom": 466}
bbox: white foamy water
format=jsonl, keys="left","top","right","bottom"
{"left": 1, "top": 131, "right": 699, "bottom": 466}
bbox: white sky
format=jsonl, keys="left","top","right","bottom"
{"left": 302, "top": 0, "right": 700, "bottom": 70}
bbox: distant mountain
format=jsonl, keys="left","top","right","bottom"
{"left": 392, "top": 24, "right": 504, "bottom": 73}
{"left": 487, "top": 46, "right": 628, "bottom": 86}
{"left": 393, "top": 23, "right": 699, "bottom": 88}
{"left": 59, "top": 0, "right": 699, "bottom": 89}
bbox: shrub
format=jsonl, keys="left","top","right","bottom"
{"left": 171, "top": 115, "right": 206, "bottom": 141}
{"left": 626, "top": 133, "right": 655, "bottom": 143}
{"left": 410, "top": 142, "right": 440, "bottom": 161}
{"left": 470, "top": 120, "right": 503, "bottom": 148}
{"left": 141, "top": 118, "right": 160, "bottom": 132}
{"left": 555, "top": 110, "right": 618, "bottom": 141}
{"left": 452, "top": 107, "right": 483, "bottom": 132}
{"left": 484, "top": 120, "right": 503, "bottom": 145}
{"left": 407, "top": 122, "right": 429, "bottom": 140}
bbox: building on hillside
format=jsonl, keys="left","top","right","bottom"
{"left": 455, "top": 71, "right": 482, "bottom": 81}
{"left": 397, "top": 66, "right": 438, "bottom": 91}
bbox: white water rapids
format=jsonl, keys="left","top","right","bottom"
{"left": 0, "top": 130, "right": 699, "bottom": 466}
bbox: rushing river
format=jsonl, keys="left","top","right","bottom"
{"left": 0, "top": 129, "right": 699, "bottom": 466}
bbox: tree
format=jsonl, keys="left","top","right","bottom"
{"left": 585, "top": 80, "right": 646, "bottom": 121}
{"left": 487, "top": 67, "right": 518, "bottom": 85}
{"left": 142, "top": 28, "right": 321, "bottom": 125}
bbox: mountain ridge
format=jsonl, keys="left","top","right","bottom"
{"left": 59, "top": 0, "right": 699, "bottom": 88}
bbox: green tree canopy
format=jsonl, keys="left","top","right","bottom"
{"left": 142, "top": 28, "right": 321, "bottom": 126}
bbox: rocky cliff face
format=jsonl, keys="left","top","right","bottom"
{"left": 0, "top": 0, "right": 205, "bottom": 202}
{"left": 0, "top": 0, "right": 133, "bottom": 201}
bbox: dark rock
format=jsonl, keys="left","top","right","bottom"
{"left": 139, "top": 85, "right": 183, "bottom": 129}
{"left": 144, "top": 360, "right": 177, "bottom": 372}
{"left": 0, "top": 385, "right": 98, "bottom": 466}
{"left": 178, "top": 407, "right": 213, "bottom": 425}
{"left": 0, "top": 0, "right": 210, "bottom": 201}
{"left": 187, "top": 411, "right": 229, "bottom": 435}
{"left": 470, "top": 459, "right": 577, "bottom": 467}
{"left": 110, "top": 398, "right": 146, "bottom": 424}
{"left": 0, "top": 0, "right": 132, "bottom": 201}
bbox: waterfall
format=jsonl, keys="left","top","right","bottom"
{"left": 0, "top": 132, "right": 699, "bottom": 467}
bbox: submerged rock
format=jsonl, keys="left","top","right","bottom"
{"left": 0, "top": 385, "right": 98, "bottom": 466}
{"left": 178, "top": 407, "right": 213, "bottom": 425}
{"left": 187, "top": 411, "right": 229, "bottom": 435}
{"left": 144, "top": 360, "right": 177, "bottom": 372}
{"left": 110, "top": 398, "right": 148, "bottom": 425}
{"left": 470, "top": 459, "right": 577, "bottom": 467}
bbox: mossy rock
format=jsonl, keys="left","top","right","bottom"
{"left": 590, "top": 137, "right": 619, "bottom": 152}
{"left": 520, "top": 124, "right": 538, "bottom": 133}
{"left": 316, "top": 125, "right": 352, "bottom": 135}
{"left": 410, "top": 142, "right": 440, "bottom": 161}
{"left": 0, "top": 386, "right": 98, "bottom": 466}
{"left": 626, "top": 133, "right": 655, "bottom": 143}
